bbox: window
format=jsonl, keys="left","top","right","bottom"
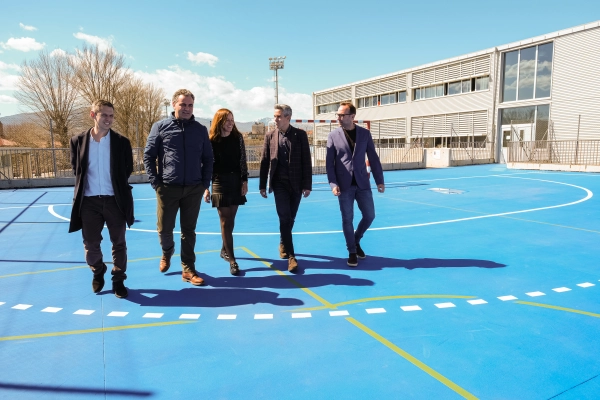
{"left": 398, "top": 91, "right": 407, "bottom": 102}
{"left": 448, "top": 81, "right": 461, "bottom": 95}
{"left": 357, "top": 96, "right": 378, "bottom": 108}
{"left": 357, "top": 91, "right": 405, "bottom": 108}
{"left": 414, "top": 84, "right": 444, "bottom": 100}
{"left": 317, "top": 103, "right": 340, "bottom": 114}
{"left": 475, "top": 76, "right": 489, "bottom": 91}
{"left": 461, "top": 80, "right": 471, "bottom": 93}
{"left": 380, "top": 93, "right": 396, "bottom": 105}
{"left": 502, "top": 42, "right": 553, "bottom": 102}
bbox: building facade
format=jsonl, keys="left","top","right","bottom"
{"left": 313, "top": 21, "right": 600, "bottom": 161}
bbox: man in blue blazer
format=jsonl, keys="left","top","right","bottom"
{"left": 326, "top": 102, "right": 385, "bottom": 267}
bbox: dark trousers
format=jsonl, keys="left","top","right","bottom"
{"left": 80, "top": 196, "right": 127, "bottom": 282}
{"left": 272, "top": 178, "right": 302, "bottom": 257}
{"left": 156, "top": 184, "right": 204, "bottom": 272}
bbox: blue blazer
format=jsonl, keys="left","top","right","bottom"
{"left": 326, "top": 125, "right": 384, "bottom": 191}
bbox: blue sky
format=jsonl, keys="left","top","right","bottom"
{"left": 1, "top": 0, "right": 599, "bottom": 121}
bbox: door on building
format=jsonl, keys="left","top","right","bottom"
{"left": 501, "top": 123, "right": 534, "bottom": 146}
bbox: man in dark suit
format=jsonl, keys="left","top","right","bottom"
{"left": 326, "top": 102, "right": 384, "bottom": 267}
{"left": 259, "top": 104, "right": 312, "bottom": 272}
{"left": 69, "top": 100, "right": 134, "bottom": 298}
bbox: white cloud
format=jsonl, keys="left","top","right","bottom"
{"left": 49, "top": 48, "right": 67, "bottom": 57}
{"left": 19, "top": 23, "right": 37, "bottom": 31}
{"left": 0, "top": 37, "right": 45, "bottom": 52}
{"left": 0, "top": 94, "right": 18, "bottom": 104}
{"left": 186, "top": 51, "right": 218, "bottom": 67}
{"left": 73, "top": 32, "right": 113, "bottom": 52}
{"left": 134, "top": 65, "right": 312, "bottom": 121}
{"left": 0, "top": 61, "right": 21, "bottom": 91}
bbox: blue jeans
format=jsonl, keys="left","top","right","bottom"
{"left": 338, "top": 185, "right": 375, "bottom": 253}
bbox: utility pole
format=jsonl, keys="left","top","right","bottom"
{"left": 269, "top": 56, "right": 286, "bottom": 105}
{"left": 163, "top": 99, "right": 170, "bottom": 119}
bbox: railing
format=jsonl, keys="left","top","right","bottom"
{"left": 507, "top": 140, "right": 600, "bottom": 165}
{"left": 0, "top": 144, "right": 426, "bottom": 182}
{"left": 449, "top": 141, "right": 495, "bottom": 162}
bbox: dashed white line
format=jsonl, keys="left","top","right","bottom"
{"left": 467, "top": 299, "right": 488, "bottom": 305}
{"left": 552, "top": 287, "right": 571, "bottom": 292}
{"left": 12, "top": 304, "right": 32, "bottom": 310}
{"left": 74, "top": 309, "right": 95, "bottom": 315}
{"left": 329, "top": 310, "right": 349, "bottom": 317}
{"left": 217, "top": 314, "right": 237, "bottom": 320}
{"left": 577, "top": 282, "right": 595, "bottom": 288}
{"left": 107, "top": 311, "right": 128, "bottom": 317}
{"left": 498, "top": 295, "right": 518, "bottom": 301}
{"left": 366, "top": 308, "right": 386, "bottom": 314}
{"left": 292, "top": 312, "right": 312, "bottom": 319}
{"left": 143, "top": 313, "right": 164, "bottom": 319}
{"left": 179, "top": 314, "right": 200, "bottom": 320}
{"left": 254, "top": 314, "right": 274, "bottom": 320}
{"left": 526, "top": 291, "right": 546, "bottom": 297}
{"left": 41, "top": 307, "right": 62, "bottom": 313}
{"left": 435, "top": 302, "right": 456, "bottom": 309}
{"left": 401, "top": 305, "right": 422, "bottom": 312}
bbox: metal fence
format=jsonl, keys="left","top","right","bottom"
{"left": 0, "top": 144, "right": 426, "bottom": 181}
{"left": 507, "top": 140, "right": 600, "bottom": 165}
{"left": 449, "top": 141, "right": 495, "bottom": 162}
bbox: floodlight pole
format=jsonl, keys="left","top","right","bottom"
{"left": 269, "top": 56, "right": 286, "bottom": 105}
{"left": 163, "top": 99, "right": 170, "bottom": 119}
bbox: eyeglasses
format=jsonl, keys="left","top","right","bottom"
{"left": 335, "top": 113, "right": 352, "bottom": 118}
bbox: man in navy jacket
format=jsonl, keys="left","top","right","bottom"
{"left": 144, "top": 89, "right": 213, "bottom": 286}
{"left": 326, "top": 102, "right": 385, "bottom": 267}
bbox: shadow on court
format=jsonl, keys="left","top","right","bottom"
{"left": 238, "top": 254, "right": 506, "bottom": 274}
{"left": 122, "top": 287, "right": 304, "bottom": 308}
{"left": 0, "top": 382, "right": 152, "bottom": 397}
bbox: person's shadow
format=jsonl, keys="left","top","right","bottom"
{"left": 237, "top": 254, "right": 506, "bottom": 273}
{"left": 124, "top": 287, "right": 304, "bottom": 308}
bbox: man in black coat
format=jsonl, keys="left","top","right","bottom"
{"left": 69, "top": 100, "right": 134, "bottom": 298}
{"left": 259, "top": 104, "right": 312, "bottom": 272}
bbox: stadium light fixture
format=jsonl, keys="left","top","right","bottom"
{"left": 269, "top": 56, "right": 286, "bottom": 105}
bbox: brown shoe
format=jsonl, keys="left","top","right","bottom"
{"left": 159, "top": 248, "right": 175, "bottom": 273}
{"left": 288, "top": 256, "right": 298, "bottom": 272}
{"left": 279, "top": 243, "right": 288, "bottom": 259}
{"left": 182, "top": 271, "right": 205, "bottom": 286}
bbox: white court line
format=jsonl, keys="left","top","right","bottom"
{"left": 254, "top": 314, "right": 274, "bottom": 319}
{"left": 435, "top": 302, "right": 456, "bottom": 309}
{"left": 179, "top": 314, "right": 200, "bottom": 320}
{"left": 292, "top": 312, "right": 312, "bottom": 319}
{"left": 329, "top": 310, "right": 349, "bottom": 317}
{"left": 577, "top": 282, "right": 595, "bottom": 288}
{"left": 526, "top": 291, "right": 546, "bottom": 297}
{"left": 74, "top": 309, "right": 95, "bottom": 315}
{"left": 552, "top": 287, "right": 571, "bottom": 292}
{"left": 143, "top": 313, "right": 164, "bottom": 319}
{"left": 217, "top": 314, "right": 237, "bottom": 320}
{"left": 46, "top": 176, "right": 594, "bottom": 236}
{"left": 401, "top": 305, "right": 422, "bottom": 311}
{"left": 498, "top": 295, "right": 517, "bottom": 301}
{"left": 107, "top": 311, "right": 128, "bottom": 317}
{"left": 366, "top": 308, "right": 386, "bottom": 314}
{"left": 41, "top": 307, "right": 62, "bottom": 313}
{"left": 12, "top": 304, "right": 32, "bottom": 310}
{"left": 467, "top": 299, "right": 488, "bottom": 305}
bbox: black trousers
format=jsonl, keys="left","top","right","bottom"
{"left": 80, "top": 196, "right": 128, "bottom": 282}
{"left": 272, "top": 177, "right": 302, "bottom": 257}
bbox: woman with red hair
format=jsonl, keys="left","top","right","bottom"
{"left": 204, "top": 109, "right": 248, "bottom": 275}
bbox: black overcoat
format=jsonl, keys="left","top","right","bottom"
{"left": 69, "top": 128, "right": 134, "bottom": 233}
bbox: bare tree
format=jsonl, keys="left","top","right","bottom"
{"left": 15, "top": 50, "right": 79, "bottom": 148}
{"left": 137, "top": 82, "right": 166, "bottom": 148}
{"left": 71, "top": 44, "right": 130, "bottom": 104}
{"left": 3, "top": 121, "right": 50, "bottom": 148}
{"left": 112, "top": 76, "right": 144, "bottom": 141}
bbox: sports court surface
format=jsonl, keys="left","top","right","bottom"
{"left": 1, "top": 164, "right": 599, "bottom": 399}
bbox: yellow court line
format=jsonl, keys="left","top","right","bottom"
{"left": 290, "top": 294, "right": 476, "bottom": 312}
{"left": 241, "top": 246, "right": 477, "bottom": 399}
{"left": 240, "top": 246, "right": 335, "bottom": 308}
{"left": 347, "top": 317, "right": 478, "bottom": 400}
{"left": 0, "top": 249, "right": 223, "bottom": 279}
{"left": 0, "top": 320, "right": 195, "bottom": 342}
{"left": 516, "top": 301, "right": 600, "bottom": 318}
